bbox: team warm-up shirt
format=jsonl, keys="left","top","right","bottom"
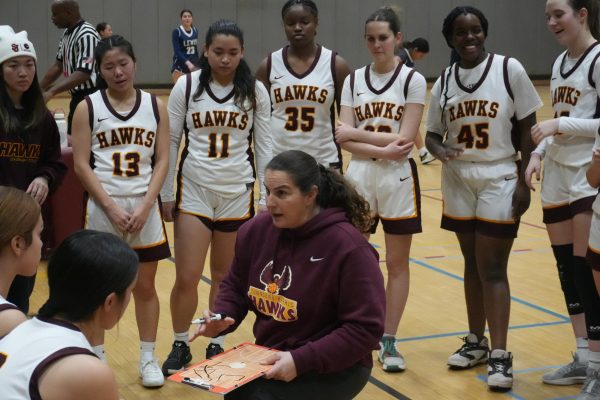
{"left": 85, "top": 89, "right": 159, "bottom": 196}
{"left": 162, "top": 70, "right": 272, "bottom": 201}
{"left": 340, "top": 62, "right": 426, "bottom": 159}
{"left": 268, "top": 45, "right": 341, "bottom": 166}
{"left": 0, "top": 317, "right": 95, "bottom": 399}
{"left": 426, "top": 54, "right": 542, "bottom": 163}
{"left": 547, "top": 43, "right": 600, "bottom": 167}
{"left": 56, "top": 20, "right": 99, "bottom": 94}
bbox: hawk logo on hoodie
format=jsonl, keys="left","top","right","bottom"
{"left": 247, "top": 261, "right": 298, "bottom": 322}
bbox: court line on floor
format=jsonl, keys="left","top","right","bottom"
{"left": 367, "top": 376, "right": 411, "bottom": 400}
{"left": 409, "top": 258, "right": 570, "bottom": 322}
{"left": 167, "top": 256, "right": 410, "bottom": 400}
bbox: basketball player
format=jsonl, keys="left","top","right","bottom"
{"left": 335, "top": 7, "right": 424, "bottom": 373}
{"left": 160, "top": 20, "right": 272, "bottom": 375}
{"left": 426, "top": 6, "right": 542, "bottom": 391}
{"left": 525, "top": 1, "right": 600, "bottom": 397}
{"left": 0, "top": 230, "right": 138, "bottom": 400}
{"left": 0, "top": 186, "right": 42, "bottom": 337}
{"left": 71, "top": 36, "right": 170, "bottom": 388}
{"left": 171, "top": 9, "right": 200, "bottom": 83}
{"left": 255, "top": 0, "right": 351, "bottom": 169}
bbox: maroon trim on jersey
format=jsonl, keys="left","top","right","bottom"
{"left": 151, "top": 94, "right": 160, "bottom": 124}
{"left": 589, "top": 48, "right": 600, "bottom": 87}
{"left": 441, "top": 216, "right": 518, "bottom": 238}
{"left": 101, "top": 88, "right": 142, "bottom": 121}
{"left": 84, "top": 96, "right": 94, "bottom": 130}
{"left": 135, "top": 240, "right": 171, "bottom": 262}
{"left": 380, "top": 158, "right": 422, "bottom": 235}
{"left": 29, "top": 346, "right": 97, "bottom": 400}
{"left": 185, "top": 73, "right": 192, "bottom": 104}
{"left": 542, "top": 196, "right": 595, "bottom": 224}
{"left": 349, "top": 71, "right": 355, "bottom": 96}
{"left": 403, "top": 69, "right": 416, "bottom": 99}
{"left": 0, "top": 303, "right": 18, "bottom": 312}
{"left": 282, "top": 44, "right": 322, "bottom": 79}
{"left": 330, "top": 50, "right": 337, "bottom": 86}
{"left": 205, "top": 84, "right": 235, "bottom": 104}
{"left": 455, "top": 53, "right": 494, "bottom": 94}
{"left": 587, "top": 247, "right": 600, "bottom": 271}
{"left": 560, "top": 42, "right": 600, "bottom": 79}
{"left": 503, "top": 56, "right": 514, "bottom": 101}
{"left": 267, "top": 53, "right": 272, "bottom": 81}
{"left": 329, "top": 103, "right": 343, "bottom": 168}
{"left": 36, "top": 317, "right": 83, "bottom": 332}
{"left": 365, "top": 62, "right": 403, "bottom": 95}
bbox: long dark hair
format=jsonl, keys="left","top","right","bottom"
{"left": 194, "top": 20, "right": 256, "bottom": 112}
{"left": 567, "top": 0, "right": 600, "bottom": 40}
{"left": 38, "top": 230, "right": 139, "bottom": 322}
{"left": 0, "top": 61, "right": 47, "bottom": 136}
{"left": 267, "top": 150, "right": 372, "bottom": 232}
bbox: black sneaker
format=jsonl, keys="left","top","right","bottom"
{"left": 162, "top": 341, "right": 192, "bottom": 376}
{"left": 487, "top": 350, "right": 513, "bottom": 391}
{"left": 206, "top": 343, "right": 224, "bottom": 359}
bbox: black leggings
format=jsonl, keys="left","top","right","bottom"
{"left": 225, "top": 364, "right": 371, "bottom": 400}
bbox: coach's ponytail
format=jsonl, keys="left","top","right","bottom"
{"left": 266, "top": 150, "right": 372, "bottom": 232}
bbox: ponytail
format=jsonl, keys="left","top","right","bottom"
{"left": 316, "top": 165, "right": 372, "bottom": 232}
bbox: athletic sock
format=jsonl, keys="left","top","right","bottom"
{"left": 210, "top": 335, "right": 225, "bottom": 346}
{"left": 577, "top": 337, "right": 590, "bottom": 363}
{"left": 174, "top": 331, "right": 189, "bottom": 346}
{"left": 140, "top": 341, "right": 155, "bottom": 363}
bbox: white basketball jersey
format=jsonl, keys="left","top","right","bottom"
{"left": 347, "top": 63, "right": 421, "bottom": 160}
{"left": 179, "top": 71, "right": 265, "bottom": 196}
{"left": 87, "top": 89, "right": 159, "bottom": 196}
{"left": 0, "top": 317, "right": 94, "bottom": 399}
{"left": 437, "top": 54, "right": 519, "bottom": 162}
{"left": 269, "top": 45, "right": 340, "bottom": 166}
{"left": 547, "top": 43, "right": 600, "bottom": 167}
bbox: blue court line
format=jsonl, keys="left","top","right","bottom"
{"left": 476, "top": 367, "right": 581, "bottom": 400}
{"left": 397, "top": 320, "right": 569, "bottom": 343}
{"left": 409, "top": 257, "right": 570, "bottom": 322}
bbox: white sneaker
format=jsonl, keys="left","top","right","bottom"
{"left": 419, "top": 150, "right": 435, "bottom": 165}
{"left": 378, "top": 336, "right": 406, "bottom": 372}
{"left": 487, "top": 350, "right": 513, "bottom": 391}
{"left": 140, "top": 359, "right": 165, "bottom": 388}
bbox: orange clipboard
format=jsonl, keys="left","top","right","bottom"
{"left": 168, "top": 342, "right": 279, "bottom": 394}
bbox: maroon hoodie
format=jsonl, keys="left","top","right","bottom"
{"left": 215, "top": 208, "right": 385, "bottom": 375}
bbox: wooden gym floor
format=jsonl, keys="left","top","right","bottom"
{"left": 37, "top": 84, "right": 582, "bottom": 399}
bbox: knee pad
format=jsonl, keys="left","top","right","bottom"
{"left": 552, "top": 244, "right": 583, "bottom": 315}
{"left": 572, "top": 256, "right": 600, "bottom": 340}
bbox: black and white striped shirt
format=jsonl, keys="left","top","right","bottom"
{"left": 56, "top": 20, "right": 99, "bottom": 94}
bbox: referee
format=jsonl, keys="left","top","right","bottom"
{"left": 41, "top": 0, "right": 99, "bottom": 135}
